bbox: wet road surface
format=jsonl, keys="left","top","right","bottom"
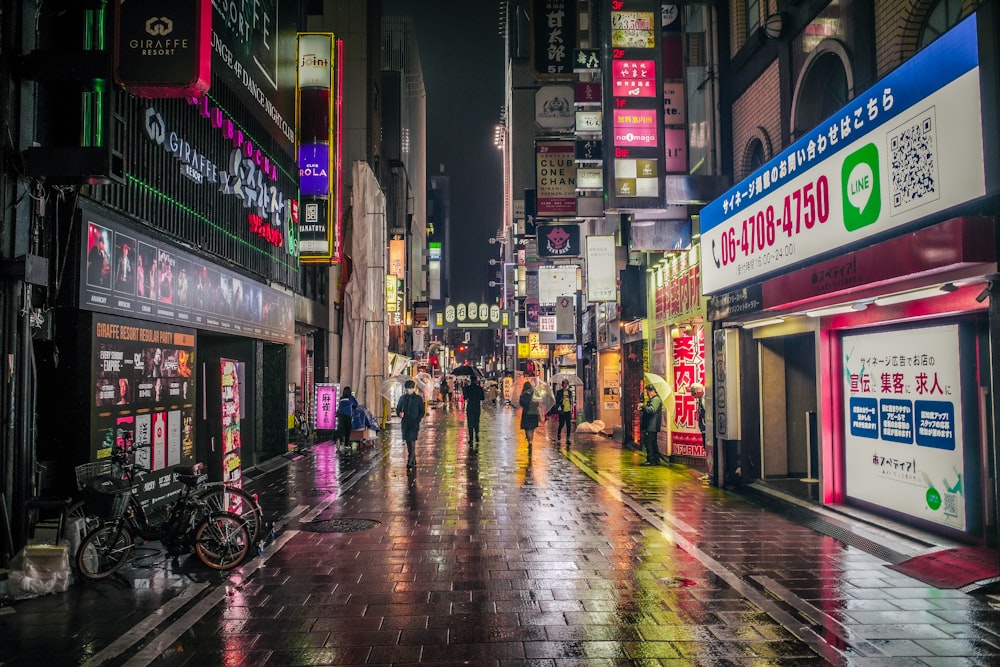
{"left": 3, "top": 402, "right": 1000, "bottom": 665}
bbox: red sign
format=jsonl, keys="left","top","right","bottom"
{"left": 612, "top": 59, "right": 657, "bottom": 97}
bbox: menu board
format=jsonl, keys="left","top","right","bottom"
{"left": 91, "top": 314, "right": 197, "bottom": 509}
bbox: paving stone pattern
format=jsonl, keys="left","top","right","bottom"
{"left": 2, "top": 404, "right": 1000, "bottom": 666}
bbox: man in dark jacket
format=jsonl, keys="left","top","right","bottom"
{"left": 637, "top": 384, "right": 663, "bottom": 465}
{"left": 463, "top": 376, "right": 485, "bottom": 449}
{"left": 396, "top": 380, "right": 425, "bottom": 468}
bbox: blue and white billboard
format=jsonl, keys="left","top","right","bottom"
{"left": 701, "top": 15, "right": 985, "bottom": 294}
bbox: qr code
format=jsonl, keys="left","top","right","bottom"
{"left": 943, "top": 492, "right": 958, "bottom": 518}
{"left": 888, "top": 107, "right": 940, "bottom": 215}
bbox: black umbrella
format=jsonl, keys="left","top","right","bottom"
{"left": 451, "top": 365, "right": 481, "bottom": 377}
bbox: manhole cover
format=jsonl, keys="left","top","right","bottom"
{"left": 302, "top": 518, "right": 380, "bottom": 533}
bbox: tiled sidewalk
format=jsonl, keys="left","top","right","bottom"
{"left": 1, "top": 405, "right": 999, "bottom": 665}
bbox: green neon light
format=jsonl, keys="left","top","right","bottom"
{"left": 128, "top": 174, "right": 300, "bottom": 274}
{"left": 203, "top": 92, "right": 297, "bottom": 182}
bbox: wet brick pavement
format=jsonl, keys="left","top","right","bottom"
{"left": 3, "top": 403, "right": 1000, "bottom": 666}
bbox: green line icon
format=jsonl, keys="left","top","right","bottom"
{"left": 842, "top": 143, "right": 881, "bottom": 231}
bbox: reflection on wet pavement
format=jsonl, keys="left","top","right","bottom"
{"left": 2, "top": 403, "right": 999, "bottom": 665}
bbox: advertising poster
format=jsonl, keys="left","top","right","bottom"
{"left": 536, "top": 141, "right": 577, "bottom": 217}
{"left": 671, "top": 332, "right": 706, "bottom": 456}
{"left": 843, "top": 325, "right": 966, "bottom": 531}
{"left": 220, "top": 359, "right": 243, "bottom": 490}
{"left": 80, "top": 208, "right": 294, "bottom": 344}
{"left": 700, "top": 15, "right": 985, "bottom": 294}
{"left": 91, "top": 314, "right": 196, "bottom": 509}
{"left": 315, "top": 384, "right": 339, "bottom": 430}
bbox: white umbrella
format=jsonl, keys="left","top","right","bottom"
{"left": 378, "top": 376, "right": 433, "bottom": 404}
{"left": 643, "top": 372, "right": 672, "bottom": 401}
{"left": 523, "top": 377, "right": 556, "bottom": 416}
{"left": 549, "top": 372, "right": 583, "bottom": 386}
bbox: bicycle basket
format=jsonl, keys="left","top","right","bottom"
{"left": 81, "top": 476, "right": 131, "bottom": 520}
{"left": 74, "top": 460, "right": 113, "bottom": 491}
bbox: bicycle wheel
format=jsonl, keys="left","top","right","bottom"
{"left": 194, "top": 512, "right": 250, "bottom": 570}
{"left": 76, "top": 523, "right": 134, "bottom": 580}
{"left": 67, "top": 499, "right": 102, "bottom": 535}
{"left": 197, "top": 485, "right": 262, "bottom": 544}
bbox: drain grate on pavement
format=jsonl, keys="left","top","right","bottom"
{"left": 302, "top": 518, "right": 381, "bottom": 533}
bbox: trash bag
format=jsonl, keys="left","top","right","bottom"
{"left": 6, "top": 545, "right": 72, "bottom": 599}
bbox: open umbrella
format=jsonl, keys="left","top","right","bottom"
{"left": 451, "top": 365, "right": 482, "bottom": 378}
{"left": 523, "top": 377, "right": 556, "bottom": 416}
{"left": 643, "top": 372, "right": 672, "bottom": 401}
{"left": 549, "top": 372, "right": 583, "bottom": 387}
{"left": 378, "top": 375, "right": 433, "bottom": 404}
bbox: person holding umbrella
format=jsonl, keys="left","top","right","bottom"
{"left": 636, "top": 384, "right": 664, "bottom": 465}
{"left": 463, "top": 375, "right": 485, "bottom": 449}
{"left": 518, "top": 380, "right": 541, "bottom": 447}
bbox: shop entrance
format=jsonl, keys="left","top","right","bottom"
{"left": 759, "top": 333, "right": 818, "bottom": 500}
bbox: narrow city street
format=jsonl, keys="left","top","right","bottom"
{"left": 3, "top": 403, "right": 1000, "bottom": 666}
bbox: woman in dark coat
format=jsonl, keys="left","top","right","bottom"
{"left": 518, "top": 381, "right": 540, "bottom": 446}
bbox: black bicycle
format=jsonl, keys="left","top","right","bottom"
{"left": 71, "top": 457, "right": 263, "bottom": 547}
{"left": 75, "top": 445, "right": 251, "bottom": 581}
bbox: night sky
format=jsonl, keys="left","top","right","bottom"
{"left": 383, "top": 0, "right": 506, "bottom": 303}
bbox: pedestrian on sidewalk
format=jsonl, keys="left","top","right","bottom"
{"left": 336, "top": 386, "right": 358, "bottom": 451}
{"left": 637, "top": 384, "right": 663, "bottom": 465}
{"left": 463, "top": 375, "right": 485, "bottom": 448}
{"left": 396, "top": 379, "right": 426, "bottom": 468}
{"left": 553, "top": 380, "right": 574, "bottom": 445}
{"left": 518, "top": 381, "right": 541, "bottom": 446}
{"left": 691, "top": 382, "right": 707, "bottom": 449}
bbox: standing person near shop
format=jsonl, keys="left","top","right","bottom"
{"left": 553, "top": 380, "right": 574, "bottom": 445}
{"left": 396, "top": 379, "right": 426, "bottom": 468}
{"left": 463, "top": 376, "right": 485, "bottom": 449}
{"left": 337, "top": 387, "right": 358, "bottom": 451}
{"left": 518, "top": 381, "right": 541, "bottom": 447}
{"left": 690, "top": 383, "right": 707, "bottom": 449}
{"left": 636, "top": 384, "right": 664, "bottom": 465}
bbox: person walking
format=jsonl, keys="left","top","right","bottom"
{"left": 463, "top": 375, "right": 485, "bottom": 449}
{"left": 336, "top": 387, "right": 358, "bottom": 451}
{"left": 553, "top": 380, "right": 574, "bottom": 445}
{"left": 396, "top": 379, "right": 426, "bottom": 468}
{"left": 637, "top": 384, "right": 664, "bottom": 465}
{"left": 518, "top": 381, "right": 541, "bottom": 447}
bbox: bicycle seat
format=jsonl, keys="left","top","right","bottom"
{"left": 178, "top": 473, "right": 208, "bottom": 488}
{"left": 173, "top": 463, "right": 205, "bottom": 476}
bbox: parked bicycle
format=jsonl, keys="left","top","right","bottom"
{"left": 74, "top": 444, "right": 252, "bottom": 580}
{"left": 70, "top": 456, "right": 263, "bottom": 546}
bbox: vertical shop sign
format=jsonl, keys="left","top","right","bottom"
{"left": 314, "top": 383, "right": 339, "bottom": 430}
{"left": 536, "top": 141, "right": 577, "bottom": 216}
{"left": 671, "top": 332, "right": 706, "bottom": 455}
{"left": 297, "top": 33, "right": 338, "bottom": 262}
{"left": 585, "top": 235, "right": 617, "bottom": 302}
{"left": 220, "top": 359, "right": 243, "bottom": 490}
{"left": 843, "top": 325, "right": 966, "bottom": 531}
{"left": 603, "top": 0, "right": 663, "bottom": 209}
{"left": 532, "top": 0, "right": 577, "bottom": 78}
